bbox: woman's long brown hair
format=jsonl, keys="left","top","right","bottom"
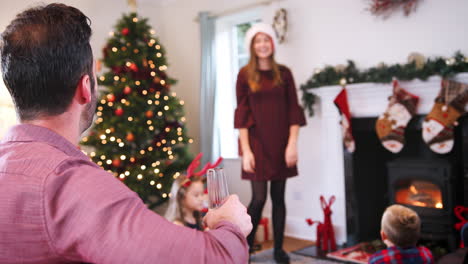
{"left": 246, "top": 34, "right": 283, "bottom": 92}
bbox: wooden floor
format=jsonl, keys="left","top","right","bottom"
{"left": 260, "top": 236, "right": 314, "bottom": 253}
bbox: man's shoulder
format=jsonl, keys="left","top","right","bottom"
{"left": 0, "top": 140, "right": 100, "bottom": 179}
{"left": 0, "top": 141, "right": 69, "bottom": 174}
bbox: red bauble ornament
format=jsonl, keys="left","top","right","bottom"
{"left": 115, "top": 108, "right": 124, "bottom": 116}
{"left": 123, "top": 86, "right": 132, "bottom": 95}
{"left": 106, "top": 94, "right": 115, "bottom": 102}
{"left": 126, "top": 132, "right": 135, "bottom": 142}
{"left": 112, "top": 159, "right": 121, "bottom": 167}
{"left": 121, "top": 28, "right": 129, "bottom": 36}
{"left": 129, "top": 63, "right": 138, "bottom": 72}
{"left": 96, "top": 60, "right": 102, "bottom": 72}
{"left": 145, "top": 110, "right": 154, "bottom": 118}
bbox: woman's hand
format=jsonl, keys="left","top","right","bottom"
{"left": 242, "top": 151, "right": 255, "bottom": 173}
{"left": 285, "top": 143, "right": 298, "bottom": 168}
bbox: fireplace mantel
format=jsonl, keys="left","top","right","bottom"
{"left": 313, "top": 73, "right": 468, "bottom": 118}
{"left": 308, "top": 73, "right": 468, "bottom": 244}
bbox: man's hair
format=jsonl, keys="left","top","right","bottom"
{"left": 0, "top": 3, "right": 93, "bottom": 120}
{"left": 381, "top": 204, "right": 421, "bottom": 247}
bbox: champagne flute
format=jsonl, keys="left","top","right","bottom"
{"left": 207, "top": 168, "right": 229, "bottom": 209}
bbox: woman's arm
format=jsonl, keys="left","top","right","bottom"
{"left": 285, "top": 125, "right": 299, "bottom": 167}
{"left": 239, "top": 128, "right": 255, "bottom": 173}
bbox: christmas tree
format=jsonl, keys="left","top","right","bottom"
{"left": 81, "top": 13, "right": 193, "bottom": 208}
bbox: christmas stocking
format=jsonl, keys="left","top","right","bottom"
{"left": 334, "top": 87, "right": 355, "bottom": 153}
{"left": 375, "top": 80, "right": 419, "bottom": 153}
{"left": 422, "top": 79, "right": 468, "bottom": 154}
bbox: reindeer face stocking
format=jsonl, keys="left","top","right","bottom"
{"left": 422, "top": 80, "right": 468, "bottom": 154}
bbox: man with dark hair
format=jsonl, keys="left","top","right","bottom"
{"left": 0, "top": 3, "right": 251, "bottom": 263}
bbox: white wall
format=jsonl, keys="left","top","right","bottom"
{"left": 149, "top": 0, "right": 468, "bottom": 243}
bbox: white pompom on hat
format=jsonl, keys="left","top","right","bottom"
{"left": 244, "top": 22, "right": 277, "bottom": 52}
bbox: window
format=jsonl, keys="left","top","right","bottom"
{"left": 0, "top": 72, "right": 16, "bottom": 137}
{"left": 213, "top": 9, "right": 261, "bottom": 159}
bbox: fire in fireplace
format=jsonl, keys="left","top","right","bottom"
{"left": 394, "top": 180, "right": 443, "bottom": 209}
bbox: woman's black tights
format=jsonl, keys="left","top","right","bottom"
{"left": 246, "top": 179, "right": 286, "bottom": 251}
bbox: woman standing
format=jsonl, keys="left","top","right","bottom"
{"left": 234, "top": 23, "right": 306, "bottom": 263}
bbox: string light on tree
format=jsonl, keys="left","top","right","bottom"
{"left": 80, "top": 11, "right": 193, "bottom": 208}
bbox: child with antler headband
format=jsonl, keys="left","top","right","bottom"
{"left": 164, "top": 153, "right": 223, "bottom": 230}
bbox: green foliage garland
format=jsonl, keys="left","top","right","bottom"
{"left": 300, "top": 52, "right": 468, "bottom": 116}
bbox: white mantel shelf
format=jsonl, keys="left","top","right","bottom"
{"left": 313, "top": 73, "right": 468, "bottom": 118}
{"left": 306, "top": 73, "right": 468, "bottom": 244}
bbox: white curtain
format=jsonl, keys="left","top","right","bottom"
{"left": 213, "top": 16, "right": 239, "bottom": 160}
{"left": 199, "top": 12, "right": 217, "bottom": 165}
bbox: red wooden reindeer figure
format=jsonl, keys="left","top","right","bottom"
{"left": 320, "top": 195, "right": 337, "bottom": 252}
{"left": 306, "top": 218, "right": 324, "bottom": 250}
{"left": 305, "top": 196, "right": 337, "bottom": 252}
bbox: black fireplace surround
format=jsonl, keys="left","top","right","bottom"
{"left": 343, "top": 115, "right": 468, "bottom": 249}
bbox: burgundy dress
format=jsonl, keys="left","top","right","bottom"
{"left": 234, "top": 65, "right": 306, "bottom": 181}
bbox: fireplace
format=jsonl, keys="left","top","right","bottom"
{"left": 310, "top": 74, "right": 468, "bottom": 245}
{"left": 343, "top": 115, "right": 467, "bottom": 249}
{"left": 387, "top": 159, "right": 456, "bottom": 248}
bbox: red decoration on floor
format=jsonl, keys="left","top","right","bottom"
{"left": 319, "top": 195, "right": 337, "bottom": 252}
{"left": 306, "top": 196, "right": 337, "bottom": 252}
{"left": 454, "top": 206, "right": 468, "bottom": 248}
{"left": 259, "top": 217, "right": 270, "bottom": 241}
{"left": 326, "top": 243, "right": 371, "bottom": 264}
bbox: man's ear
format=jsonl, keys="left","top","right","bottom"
{"left": 76, "top": 74, "right": 92, "bottom": 105}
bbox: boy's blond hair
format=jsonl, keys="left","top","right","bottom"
{"left": 381, "top": 204, "right": 421, "bottom": 247}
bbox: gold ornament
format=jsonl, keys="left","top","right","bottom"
{"left": 127, "top": 0, "right": 137, "bottom": 12}
{"left": 407, "top": 52, "right": 426, "bottom": 69}
{"left": 335, "top": 64, "right": 346, "bottom": 73}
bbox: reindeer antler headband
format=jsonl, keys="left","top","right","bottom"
{"left": 181, "top": 153, "right": 223, "bottom": 187}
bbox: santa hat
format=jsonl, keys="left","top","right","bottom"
{"left": 244, "top": 23, "right": 277, "bottom": 51}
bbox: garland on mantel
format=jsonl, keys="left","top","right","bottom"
{"left": 300, "top": 52, "right": 468, "bottom": 116}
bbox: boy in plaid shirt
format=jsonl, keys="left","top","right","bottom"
{"left": 369, "top": 205, "right": 434, "bottom": 264}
